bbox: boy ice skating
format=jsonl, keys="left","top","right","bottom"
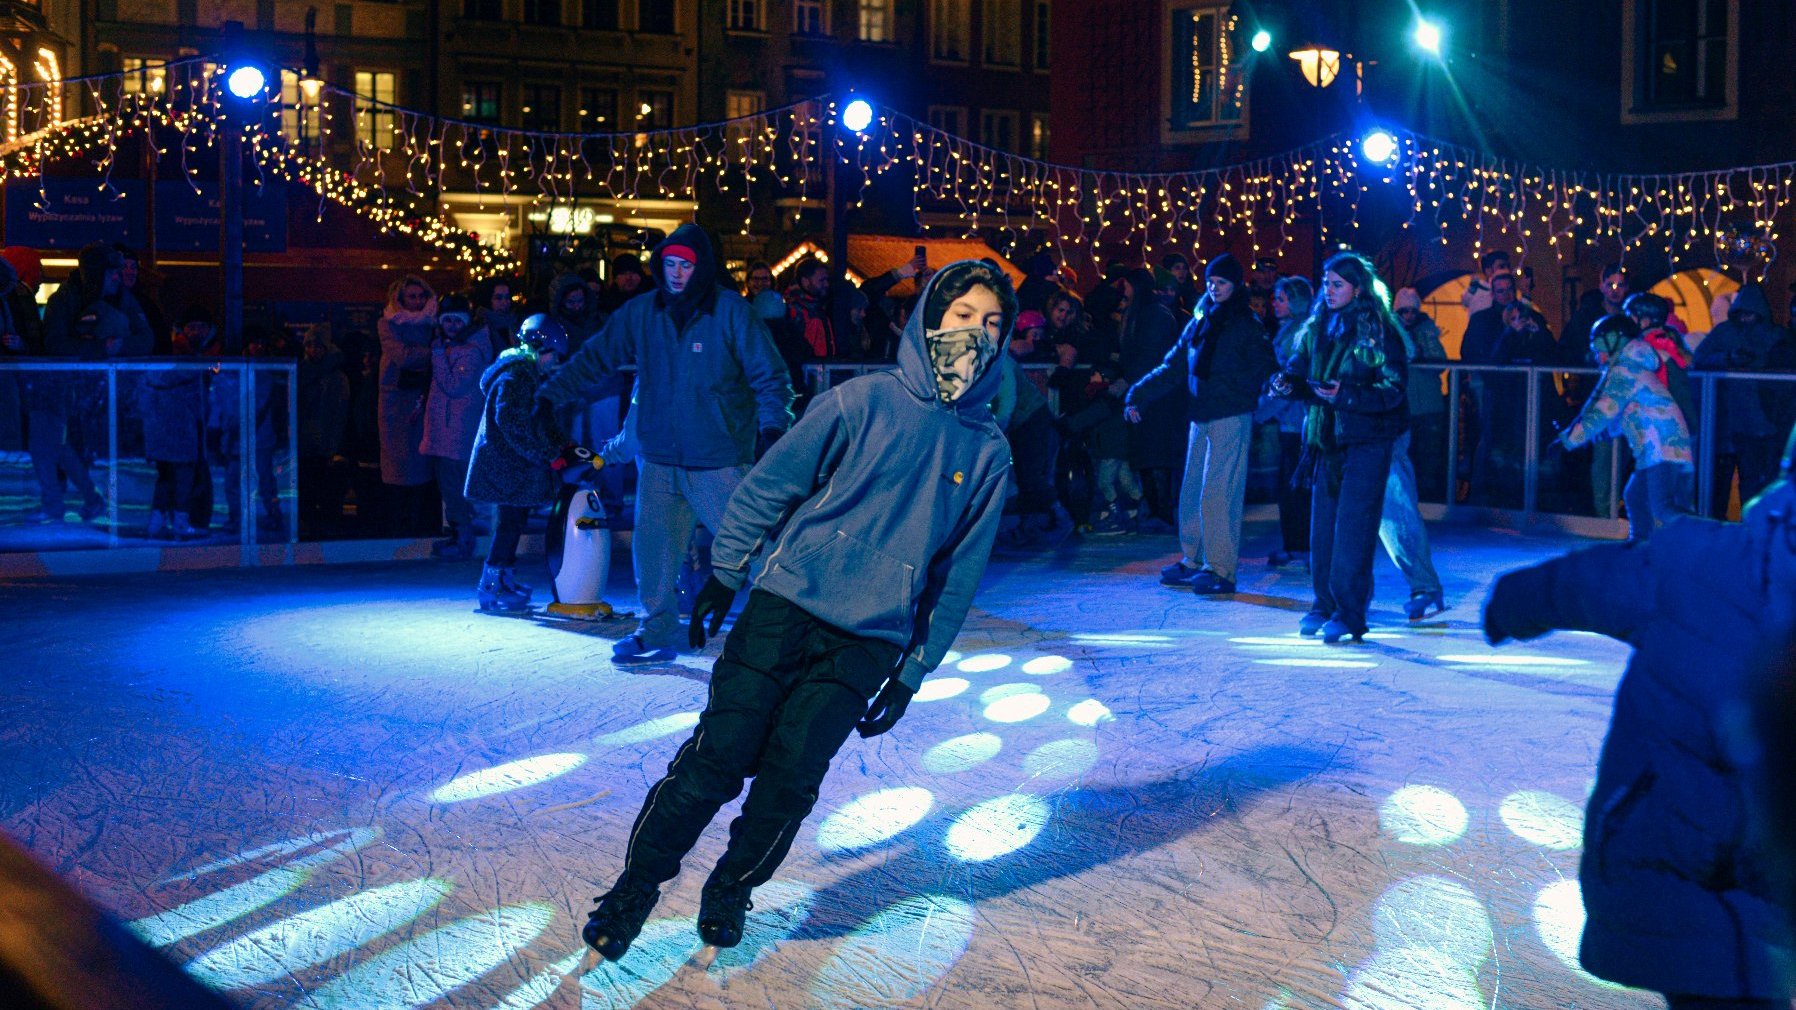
{"left": 581, "top": 260, "right": 1015, "bottom": 960}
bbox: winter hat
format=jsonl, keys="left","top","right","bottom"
{"left": 751, "top": 289, "right": 786, "bottom": 321}
{"left": 1016, "top": 310, "right": 1047, "bottom": 333}
{"left": 612, "top": 254, "right": 644, "bottom": 277}
{"left": 437, "top": 293, "right": 474, "bottom": 324}
{"left": 660, "top": 244, "right": 698, "bottom": 265}
{"left": 1204, "top": 253, "right": 1245, "bottom": 286}
{"left": 1393, "top": 287, "right": 1422, "bottom": 311}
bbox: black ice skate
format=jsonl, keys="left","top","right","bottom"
{"left": 696, "top": 878, "right": 754, "bottom": 949}
{"left": 582, "top": 875, "right": 660, "bottom": 961}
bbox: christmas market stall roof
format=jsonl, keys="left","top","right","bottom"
{"left": 772, "top": 235, "right": 1025, "bottom": 298}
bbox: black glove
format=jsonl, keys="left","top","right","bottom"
{"left": 857, "top": 679, "right": 914, "bottom": 738}
{"left": 1483, "top": 568, "right": 1554, "bottom": 646}
{"left": 687, "top": 575, "right": 738, "bottom": 649}
{"left": 755, "top": 426, "right": 784, "bottom": 461}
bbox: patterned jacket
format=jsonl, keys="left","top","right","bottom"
{"left": 1563, "top": 337, "right": 1692, "bottom": 468}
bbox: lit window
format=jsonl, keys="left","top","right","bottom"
{"left": 462, "top": 81, "right": 502, "bottom": 124}
{"left": 354, "top": 70, "right": 397, "bottom": 149}
{"left": 725, "top": 90, "right": 762, "bottom": 142}
{"left": 1029, "top": 112, "right": 1049, "bottom": 158}
{"left": 637, "top": 88, "right": 673, "bottom": 129}
{"left": 121, "top": 56, "right": 167, "bottom": 96}
{"left": 858, "top": 0, "right": 891, "bottom": 41}
{"left": 1168, "top": 3, "right": 1245, "bottom": 129}
{"left": 578, "top": 86, "right": 616, "bottom": 130}
{"left": 1629, "top": 0, "right": 1734, "bottom": 114}
{"left": 279, "top": 69, "right": 321, "bottom": 144}
{"left": 931, "top": 0, "right": 969, "bottom": 62}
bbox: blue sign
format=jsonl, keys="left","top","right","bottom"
{"left": 155, "top": 181, "right": 288, "bottom": 253}
{"left": 3, "top": 179, "right": 146, "bottom": 249}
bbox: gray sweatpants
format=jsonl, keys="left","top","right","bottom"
{"left": 634, "top": 460, "right": 747, "bottom": 650}
{"left": 1177, "top": 412, "right": 1252, "bottom": 582}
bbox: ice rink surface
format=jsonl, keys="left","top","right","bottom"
{"left": 0, "top": 523, "right": 1660, "bottom": 1009}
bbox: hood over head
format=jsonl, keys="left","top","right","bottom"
{"left": 1731, "top": 283, "right": 1773, "bottom": 322}
{"left": 894, "top": 258, "right": 1016, "bottom": 410}
{"left": 651, "top": 223, "right": 719, "bottom": 327}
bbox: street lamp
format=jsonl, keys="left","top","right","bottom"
{"left": 1414, "top": 18, "right": 1444, "bottom": 57}
{"left": 1360, "top": 128, "right": 1398, "bottom": 166}
{"left": 1288, "top": 43, "right": 1342, "bottom": 88}
{"left": 828, "top": 94, "right": 877, "bottom": 289}
{"left": 217, "top": 21, "right": 271, "bottom": 356}
{"left": 841, "top": 97, "right": 874, "bottom": 134}
{"left": 1250, "top": 28, "right": 1272, "bottom": 53}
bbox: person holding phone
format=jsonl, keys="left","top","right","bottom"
{"left": 1267, "top": 251, "right": 1409, "bottom": 643}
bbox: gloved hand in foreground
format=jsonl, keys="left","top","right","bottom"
{"left": 857, "top": 679, "right": 915, "bottom": 738}
{"left": 688, "top": 576, "right": 738, "bottom": 649}
{"left": 1483, "top": 567, "right": 1555, "bottom": 646}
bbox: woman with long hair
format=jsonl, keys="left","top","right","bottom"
{"left": 1270, "top": 252, "right": 1409, "bottom": 642}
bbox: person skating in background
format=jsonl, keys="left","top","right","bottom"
{"left": 1557, "top": 312, "right": 1694, "bottom": 542}
{"left": 1258, "top": 275, "right": 1312, "bottom": 569}
{"left": 139, "top": 309, "right": 208, "bottom": 540}
{"left": 1380, "top": 287, "right": 1449, "bottom": 621}
{"left": 421, "top": 294, "right": 496, "bottom": 560}
{"left": 1693, "top": 282, "right": 1796, "bottom": 516}
{"left": 1063, "top": 366, "right": 1139, "bottom": 535}
{"left": 465, "top": 314, "right": 586, "bottom": 613}
{"left": 1269, "top": 251, "right": 1409, "bottom": 643}
{"left": 1127, "top": 253, "right": 1279, "bottom": 595}
{"left": 536, "top": 223, "right": 793, "bottom": 664}
{"left": 376, "top": 274, "right": 440, "bottom": 535}
{"left": 1117, "top": 267, "right": 1183, "bottom": 534}
{"left": 296, "top": 324, "right": 352, "bottom": 540}
{"left": 1481, "top": 430, "right": 1796, "bottom": 1009}
{"left": 580, "top": 259, "right": 1013, "bottom": 963}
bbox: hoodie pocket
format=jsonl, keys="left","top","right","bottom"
{"left": 792, "top": 530, "right": 916, "bottom": 634}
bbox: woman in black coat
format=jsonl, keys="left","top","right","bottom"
{"left": 1117, "top": 268, "right": 1183, "bottom": 530}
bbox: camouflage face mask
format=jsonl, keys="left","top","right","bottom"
{"left": 924, "top": 324, "right": 998, "bottom": 403}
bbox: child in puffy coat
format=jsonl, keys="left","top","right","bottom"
{"left": 420, "top": 293, "right": 496, "bottom": 559}
{"left": 1559, "top": 312, "right": 1693, "bottom": 541}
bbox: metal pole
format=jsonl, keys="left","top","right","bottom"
{"left": 1696, "top": 373, "right": 1718, "bottom": 518}
{"left": 287, "top": 364, "right": 298, "bottom": 545}
{"left": 220, "top": 117, "right": 244, "bottom": 354}
{"left": 827, "top": 113, "right": 847, "bottom": 285}
{"left": 1445, "top": 368, "right": 1460, "bottom": 508}
{"left": 1523, "top": 366, "right": 1540, "bottom": 521}
{"left": 240, "top": 363, "right": 254, "bottom": 551}
{"left": 107, "top": 369, "right": 119, "bottom": 548}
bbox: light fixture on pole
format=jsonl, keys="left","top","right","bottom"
{"left": 1360, "top": 128, "right": 1398, "bottom": 166}
{"left": 1414, "top": 18, "right": 1443, "bottom": 57}
{"left": 1250, "top": 28, "right": 1272, "bottom": 53}
{"left": 1288, "top": 43, "right": 1342, "bottom": 88}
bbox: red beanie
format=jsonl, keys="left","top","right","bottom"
{"left": 661, "top": 244, "right": 698, "bottom": 265}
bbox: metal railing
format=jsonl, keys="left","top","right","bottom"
{"left": 0, "top": 360, "right": 298, "bottom": 553}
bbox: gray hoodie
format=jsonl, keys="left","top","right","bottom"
{"left": 709, "top": 261, "right": 1013, "bottom": 690}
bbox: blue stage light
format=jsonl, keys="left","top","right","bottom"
{"left": 1415, "top": 18, "right": 1444, "bottom": 56}
{"left": 1361, "top": 128, "right": 1398, "bottom": 165}
{"left": 841, "top": 98, "right": 874, "bottom": 134}
{"left": 226, "top": 64, "right": 267, "bottom": 100}
{"left": 1251, "top": 29, "right": 1272, "bottom": 53}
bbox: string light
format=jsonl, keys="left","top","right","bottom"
{"left": 2, "top": 63, "right": 1792, "bottom": 283}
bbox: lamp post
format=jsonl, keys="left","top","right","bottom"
{"left": 826, "top": 96, "right": 875, "bottom": 284}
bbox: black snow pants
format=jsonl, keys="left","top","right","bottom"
{"left": 620, "top": 589, "right": 899, "bottom": 889}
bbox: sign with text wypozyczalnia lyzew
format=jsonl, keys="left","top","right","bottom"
{"left": 155, "top": 181, "right": 288, "bottom": 253}
{"left": 3, "top": 180, "right": 147, "bottom": 249}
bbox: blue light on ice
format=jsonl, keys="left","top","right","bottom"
{"left": 303, "top": 902, "right": 554, "bottom": 1010}
{"left": 429, "top": 753, "right": 587, "bottom": 804}
{"left": 978, "top": 682, "right": 1041, "bottom": 705}
{"left": 913, "top": 677, "right": 969, "bottom": 702}
{"left": 945, "top": 793, "right": 1050, "bottom": 861}
{"left": 1379, "top": 785, "right": 1468, "bottom": 846}
{"left": 982, "top": 693, "right": 1050, "bottom": 723}
{"left": 1022, "top": 739, "right": 1100, "bottom": 780}
{"left": 817, "top": 787, "right": 935, "bottom": 853}
{"left": 594, "top": 712, "right": 700, "bottom": 747}
{"left": 921, "top": 732, "right": 1003, "bottom": 774}
{"left": 1499, "top": 790, "right": 1583, "bottom": 850}
{"left": 1066, "top": 699, "right": 1113, "bottom": 726}
{"left": 807, "top": 895, "right": 975, "bottom": 1010}
{"left": 1020, "top": 655, "right": 1073, "bottom": 675}
{"left": 956, "top": 653, "right": 1012, "bottom": 673}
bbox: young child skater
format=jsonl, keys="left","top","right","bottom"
{"left": 464, "top": 314, "right": 597, "bottom": 612}
{"left": 581, "top": 259, "right": 1016, "bottom": 960}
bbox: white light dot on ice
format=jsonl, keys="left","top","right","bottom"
{"left": 1380, "top": 785, "right": 1469, "bottom": 846}
{"left": 1342, "top": 947, "right": 1485, "bottom": 1010}
{"left": 816, "top": 788, "right": 935, "bottom": 853}
{"left": 581, "top": 916, "right": 701, "bottom": 1006}
{"left": 983, "top": 693, "right": 1050, "bottom": 723}
{"left": 1230, "top": 636, "right": 1322, "bottom": 647}
{"left": 428, "top": 752, "right": 587, "bottom": 804}
{"left": 1532, "top": 879, "right": 1585, "bottom": 969}
{"left": 913, "top": 677, "right": 969, "bottom": 702}
{"left": 184, "top": 878, "right": 452, "bottom": 989}
{"left": 1067, "top": 699, "right": 1113, "bottom": 726}
{"left": 945, "top": 793, "right": 1050, "bottom": 862}
{"left": 1022, "top": 739, "right": 1100, "bottom": 780}
{"left": 1254, "top": 657, "right": 1379, "bottom": 669}
{"left": 593, "top": 712, "right": 701, "bottom": 747}
{"left": 921, "top": 732, "right": 1003, "bottom": 774}
{"left": 806, "top": 895, "right": 975, "bottom": 1010}
{"left": 704, "top": 879, "right": 816, "bottom": 983}
{"left": 941, "top": 650, "right": 963, "bottom": 664}
{"left": 1021, "top": 655, "right": 1073, "bottom": 675}
{"left": 956, "top": 653, "right": 1012, "bottom": 673}
{"left": 1069, "top": 632, "right": 1172, "bottom": 644}
{"left": 303, "top": 902, "right": 554, "bottom": 1010}
{"left": 1438, "top": 654, "right": 1588, "bottom": 668}
{"left": 1370, "top": 876, "right": 1493, "bottom": 966}
{"left": 1499, "top": 790, "right": 1584, "bottom": 850}
{"left": 978, "top": 682, "right": 1042, "bottom": 705}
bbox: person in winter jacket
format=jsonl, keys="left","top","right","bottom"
{"left": 992, "top": 332, "right": 1058, "bottom": 543}
{"left": 1117, "top": 268, "right": 1183, "bottom": 532}
{"left": 476, "top": 277, "right": 520, "bottom": 356}
{"left": 1127, "top": 253, "right": 1279, "bottom": 594}
{"left": 1269, "top": 251, "right": 1409, "bottom": 642}
{"left": 205, "top": 323, "right": 285, "bottom": 535}
{"left": 599, "top": 254, "right": 647, "bottom": 315}
{"left": 1257, "top": 275, "right": 1313, "bottom": 568}
{"left": 1559, "top": 310, "right": 1694, "bottom": 542}
{"left": 296, "top": 324, "right": 352, "bottom": 539}
{"left": 785, "top": 257, "right": 836, "bottom": 360}
{"left": 1378, "top": 287, "right": 1449, "bottom": 621}
{"left": 420, "top": 294, "right": 496, "bottom": 559}
{"left": 537, "top": 223, "right": 794, "bottom": 663}
{"left": 581, "top": 258, "right": 1014, "bottom": 964}
{"left": 0, "top": 249, "right": 44, "bottom": 487}
{"left": 1063, "top": 366, "right": 1138, "bottom": 534}
{"left": 32, "top": 242, "right": 151, "bottom": 522}
{"left": 376, "top": 274, "right": 439, "bottom": 533}
{"left": 1694, "top": 282, "right": 1796, "bottom": 516}
{"left": 1481, "top": 442, "right": 1796, "bottom": 1009}
{"left": 139, "top": 311, "right": 209, "bottom": 539}
{"left": 464, "top": 314, "right": 579, "bottom": 612}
